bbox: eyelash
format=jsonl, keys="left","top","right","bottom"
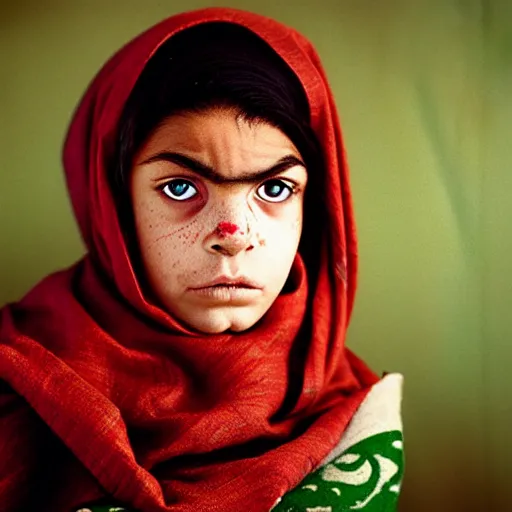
{"left": 158, "top": 178, "right": 300, "bottom": 203}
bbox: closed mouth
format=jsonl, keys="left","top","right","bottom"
{"left": 208, "top": 283, "right": 255, "bottom": 289}
{"left": 191, "top": 276, "right": 262, "bottom": 290}
{"left": 189, "top": 282, "right": 262, "bottom": 302}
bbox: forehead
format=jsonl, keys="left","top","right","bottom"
{"left": 136, "top": 108, "right": 302, "bottom": 177}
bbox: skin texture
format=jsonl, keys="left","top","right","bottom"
{"left": 130, "top": 108, "right": 307, "bottom": 333}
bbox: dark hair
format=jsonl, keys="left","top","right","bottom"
{"left": 112, "top": 21, "right": 325, "bottom": 279}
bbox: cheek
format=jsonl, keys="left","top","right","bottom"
{"left": 290, "top": 212, "right": 303, "bottom": 233}
{"left": 133, "top": 193, "right": 200, "bottom": 246}
{"left": 146, "top": 224, "right": 202, "bottom": 261}
{"left": 264, "top": 203, "right": 303, "bottom": 244}
{"left": 140, "top": 228, "right": 203, "bottom": 291}
{"left": 133, "top": 206, "right": 203, "bottom": 273}
{"left": 130, "top": 183, "right": 207, "bottom": 291}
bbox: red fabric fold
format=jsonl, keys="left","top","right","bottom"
{"left": 0, "top": 7, "right": 377, "bottom": 511}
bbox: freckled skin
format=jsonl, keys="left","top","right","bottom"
{"left": 130, "top": 108, "right": 307, "bottom": 333}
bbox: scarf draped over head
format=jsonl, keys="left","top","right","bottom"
{"left": 0, "top": 7, "right": 377, "bottom": 512}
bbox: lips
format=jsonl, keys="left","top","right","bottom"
{"left": 188, "top": 276, "right": 263, "bottom": 303}
{"left": 191, "top": 276, "right": 262, "bottom": 290}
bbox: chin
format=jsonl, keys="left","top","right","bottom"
{"left": 183, "top": 307, "right": 267, "bottom": 334}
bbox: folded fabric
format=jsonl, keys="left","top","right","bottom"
{"left": 74, "top": 374, "right": 403, "bottom": 512}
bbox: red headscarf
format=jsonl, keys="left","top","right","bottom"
{"left": 0, "top": 7, "right": 377, "bottom": 512}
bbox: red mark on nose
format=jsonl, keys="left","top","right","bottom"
{"left": 216, "top": 222, "right": 239, "bottom": 237}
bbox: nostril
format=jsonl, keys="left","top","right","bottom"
{"left": 212, "top": 244, "right": 223, "bottom": 252}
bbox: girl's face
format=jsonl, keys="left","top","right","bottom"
{"left": 130, "top": 108, "right": 307, "bottom": 333}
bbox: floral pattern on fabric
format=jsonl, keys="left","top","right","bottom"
{"left": 271, "top": 430, "right": 403, "bottom": 511}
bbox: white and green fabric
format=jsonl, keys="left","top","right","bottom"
{"left": 271, "top": 373, "right": 404, "bottom": 512}
{"left": 75, "top": 374, "right": 404, "bottom": 512}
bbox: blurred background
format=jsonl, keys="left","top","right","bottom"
{"left": 1, "top": 0, "right": 511, "bottom": 510}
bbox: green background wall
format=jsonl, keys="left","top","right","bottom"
{"left": 1, "top": 1, "right": 510, "bottom": 510}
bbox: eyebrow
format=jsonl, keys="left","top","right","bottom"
{"left": 140, "top": 152, "right": 306, "bottom": 184}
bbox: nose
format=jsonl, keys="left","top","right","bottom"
{"left": 204, "top": 219, "right": 256, "bottom": 257}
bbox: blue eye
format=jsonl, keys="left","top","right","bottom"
{"left": 256, "top": 180, "right": 293, "bottom": 203}
{"left": 161, "top": 179, "right": 198, "bottom": 201}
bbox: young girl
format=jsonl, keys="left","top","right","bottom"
{"left": 0, "top": 7, "right": 403, "bottom": 512}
